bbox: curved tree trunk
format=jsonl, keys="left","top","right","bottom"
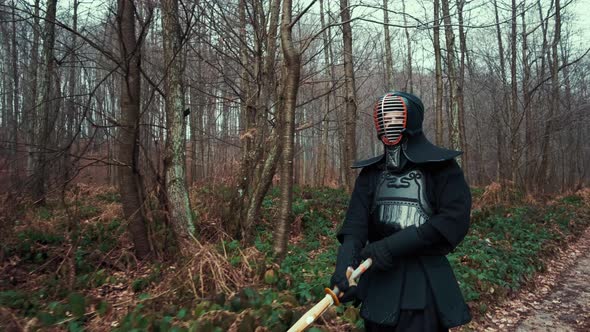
{"left": 273, "top": 0, "right": 301, "bottom": 259}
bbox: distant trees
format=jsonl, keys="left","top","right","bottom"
{"left": 0, "top": 0, "right": 588, "bottom": 257}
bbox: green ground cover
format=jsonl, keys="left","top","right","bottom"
{"left": 0, "top": 186, "right": 588, "bottom": 331}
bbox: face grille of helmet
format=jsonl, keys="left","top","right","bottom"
{"left": 373, "top": 94, "right": 407, "bottom": 145}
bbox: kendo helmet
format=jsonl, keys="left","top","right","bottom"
{"left": 352, "top": 91, "right": 461, "bottom": 168}
{"left": 373, "top": 91, "right": 425, "bottom": 146}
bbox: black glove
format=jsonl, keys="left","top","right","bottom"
{"left": 331, "top": 236, "right": 362, "bottom": 303}
{"left": 360, "top": 240, "right": 394, "bottom": 271}
{"left": 361, "top": 225, "right": 433, "bottom": 271}
{"left": 330, "top": 267, "right": 358, "bottom": 303}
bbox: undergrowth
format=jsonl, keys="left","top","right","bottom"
{"left": 0, "top": 186, "right": 588, "bottom": 331}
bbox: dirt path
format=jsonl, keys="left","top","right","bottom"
{"left": 476, "top": 226, "right": 590, "bottom": 331}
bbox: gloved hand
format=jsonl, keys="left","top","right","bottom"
{"left": 361, "top": 225, "right": 435, "bottom": 271}
{"left": 330, "top": 267, "right": 358, "bottom": 303}
{"left": 360, "top": 240, "right": 395, "bottom": 271}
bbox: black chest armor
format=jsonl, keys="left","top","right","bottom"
{"left": 370, "top": 167, "right": 433, "bottom": 239}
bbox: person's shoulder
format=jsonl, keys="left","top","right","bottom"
{"left": 420, "top": 159, "right": 463, "bottom": 176}
{"left": 351, "top": 154, "right": 384, "bottom": 169}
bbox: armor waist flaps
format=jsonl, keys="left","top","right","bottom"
{"left": 372, "top": 169, "right": 432, "bottom": 235}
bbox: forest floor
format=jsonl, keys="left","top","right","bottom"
{"left": 1, "top": 185, "right": 589, "bottom": 331}
{"left": 468, "top": 225, "right": 590, "bottom": 332}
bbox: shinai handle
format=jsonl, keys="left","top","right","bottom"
{"left": 286, "top": 258, "right": 373, "bottom": 332}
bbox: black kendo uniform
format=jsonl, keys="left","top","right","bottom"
{"left": 330, "top": 91, "right": 472, "bottom": 332}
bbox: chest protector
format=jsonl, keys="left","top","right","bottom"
{"left": 371, "top": 168, "right": 433, "bottom": 237}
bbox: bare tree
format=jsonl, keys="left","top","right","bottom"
{"left": 401, "top": 0, "right": 413, "bottom": 93}
{"left": 383, "top": 0, "right": 394, "bottom": 89}
{"left": 433, "top": 0, "right": 444, "bottom": 145}
{"left": 273, "top": 0, "right": 302, "bottom": 259}
{"left": 538, "top": 0, "right": 561, "bottom": 191}
{"left": 116, "top": 0, "right": 151, "bottom": 259}
{"left": 340, "top": 0, "right": 358, "bottom": 192}
{"left": 161, "top": 0, "right": 195, "bottom": 252}
{"left": 31, "top": 0, "right": 58, "bottom": 205}
{"left": 441, "top": 0, "right": 461, "bottom": 155}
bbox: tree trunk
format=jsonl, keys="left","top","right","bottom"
{"left": 24, "top": 0, "right": 40, "bottom": 178}
{"left": 317, "top": 0, "right": 331, "bottom": 186}
{"left": 383, "top": 0, "right": 394, "bottom": 89}
{"left": 116, "top": 0, "right": 151, "bottom": 259}
{"left": 456, "top": 0, "right": 468, "bottom": 177}
{"left": 401, "top": 0, "right": 413, "bottom": 93}
{"left": 162, "top": 0, "right": 195, "bottom": 252}
{"left": 32, "top": 0, "right": 58, "bottom": 205}
{"left": 441, "top": 0, "right": 460, "bottom": 155}
{"left": 10, "top": 1, "right": 19, "bottom": 180}
{"left": 433, "top": 0, "right": 444, "bottom": 146}
{"left": 493, "top": 0, "right": 508, "bottom": 182}
{"left": 273, "top": 0, "right": 301, "bottom": 259}
{"left": 63, "top": 0, "right": 78, "bottom": 188}
{"left": 538, "top": 0, "right": 561, "bottom": 192}
{"left": 228, "top": 0, "right": 257, "bottom": 239}
{"left": 509, "top": 0, "right": 519, "bottom": 184}
{"left": 521, "top": 0, "right": 533, "bottom": 191}
{"left": 339, "top": 0, "right": 358, "bottom": 192}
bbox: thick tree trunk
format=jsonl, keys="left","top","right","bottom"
{"left": 162, "top": 0, "right": 195, "bottom": 252}
{"left": 339, "top": 0, "right": 358, "bottom": 192}
{"left": 116, "top": 0, "right": 151, "bottom": 259}
{"left": 274, "top": 0, "right": 301, "bottom": 259}
{"left": 32, "top": 0, "right": 58, "bottom": 205}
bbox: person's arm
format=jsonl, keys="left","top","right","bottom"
{"left": 330, "top": 168, "right": 372, "bottom": 299}
{"left": 361, "top": 160, "right": 471, "bottom": 270}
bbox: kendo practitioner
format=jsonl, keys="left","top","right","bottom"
{"left": 330, "top": 91, "right": 472, "bottom": 331}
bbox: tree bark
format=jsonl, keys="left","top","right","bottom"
{"left": 383, "top": 0, "right": 394, "bottom": 89}
{"left": 63, "top": 0, "right": 78, "bottom": 188}
{"left": 493, "top": 0, "right": 508, "bottom": 182}
{"left": 317, "top": 0, "right": 332, "bottom": 187}
{"left": 339, "top": 0, "right": 358, "bottom": 192}
{"left": 401, "top": 0, "right": 413, "bottom": 93}
{"left": 273, "top": 0, "right": 301, "bottom": 259}
{"left": 509, "top": 0, "right": 519, "bottom": 184}
{"left": 433, "top": 0, "right": 444, "bottom": 146}
{"left": 538, "top": 0, "right": 561, "bottom": 191}
{"left": 521, "top": 0, "right": 533, "bottom": 191}
{"left": 31, "top": 0, "right": 58, "bottom": 205}
{"left": 162, "top": 0, "right": 195, "bottom": 252}
{"left": 116, "top": 0, "right": 151, "bottom": 259}
{"left": 456, "top": 0, "right": 468, "bottom": 177}
{"left": 441, "top": 0, "right": 460, "bottom": 155}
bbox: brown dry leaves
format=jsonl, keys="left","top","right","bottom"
{"left": 464, "top": 226, "right": 590, "bottom": 332}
